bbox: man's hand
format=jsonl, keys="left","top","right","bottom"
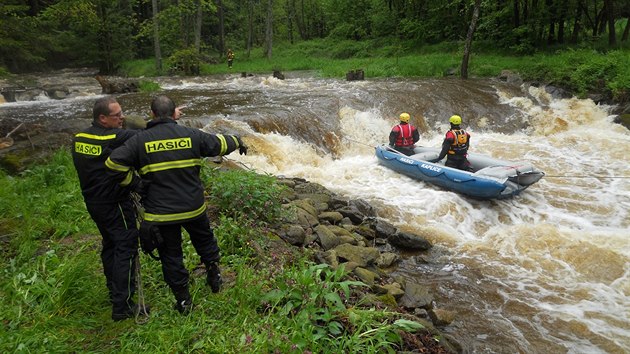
{"left": 236, "top": 136, "right": 248, "bottom": 155}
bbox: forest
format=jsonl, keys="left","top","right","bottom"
{"left": 1, "top": 0, "right": 629, "bottom": 75}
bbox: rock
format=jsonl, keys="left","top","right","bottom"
{"left": 333, "top": 243, "right": 380, "bottom": 267}
{"left": 613, "top": 113, "right": 630, "bottom": 130}
{"left": 349, "top": 199, "right": 376, "bottom": 218}
{"left": 326, "top": 225, "right": 353, "bottom": 237}
{"left": 315, "top": 224, "right": 340, "bottom": 250}
{"left": 273, "top": 70, "right": 285, "bottom": 80}
{"left": 339, "top": 235, "right": 357, "bottom": 245}
{"left": 346, "top": 69, "right": 364, "bottom": 81}
{"left": 319, "top": 211, "right": 344, "bottom": 224}
{"left": 372, "top": 218, "right": 397, "bottom": 239}
{"left": 429, "top": 308, "right": 456, "bottom": 326}
{"left": 291, "top": 199, "right": 319, "bottom": 218}
{"left": 382, "top": 283, "right": 405, "bottom": 299}
{"left": 340, "top": 261, "right": 359, "bottom": 272}
{"left": 377, "top": 252, "right": 399, "bottom": 268}
{"left": 354, "top": 267, "right": 378, "bottom": 285}
{"left": 354, "top": 224, "right": 376, "bottom": 240}
{"left": 294, "top": 205, "right": 319, "bottom": 228}
{"left": 544, "top": 85, "right": 572, "bottom": 99}
{"left": 278, "top": 224, "right": 306, "bottom": 246}
{"left": 294, "top": 180, "right": 329, "bottom": 194}
{"left": 297, "top": 192, "right": 331, "bottom": 206}
{"left": 337, "top": 205, "right": 365, "bottom": 224}
{"left": 399, "top": 282, "right": 434, "bottom": 310}
{"left": 95, "top": 75, "right": 139, "bottom": 94}
{"left": 497, "top": 70, "right": 523, "bottom": 85}
{"left": 318, "top": 250, "right": 339, "bottom": 268}
{"left": 388, "top": 231, "right": 432, "bottom": 251}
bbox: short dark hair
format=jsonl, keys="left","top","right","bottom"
{"left": 92, "top": 96, "right": 118, "bottom": 121}
{"left": 151, "top": 95, "right": 176, "bottom": 119}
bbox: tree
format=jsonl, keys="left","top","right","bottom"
{"left": 264, "top": 0, "right": 273, "bottom": 58}
{"left": 461, "top": 0, "right": 481, "bottom": 80}
{"left": 216, "top": 0, "right": 225, "bottom": 56}
{"left": 603, "top": 0, "right": 616, "bottom": 45}
{"left": 152, "top": 0, "right": 162, "bottom": 73}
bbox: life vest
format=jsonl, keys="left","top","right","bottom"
{"left": 447, "top": 129, "right": 469, "bottom": 155}
{"left": 393, "top": 124, "right": 415, "bottom": 147}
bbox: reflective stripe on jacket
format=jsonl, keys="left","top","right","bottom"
{"left": 393, "top": 123, "right": 416, "bottom": 147}
{"left": 72, "top": 123, "right": 137, "bottom": 204}
{"left": 106, "top": 118, "right": 241, "bottom": 224}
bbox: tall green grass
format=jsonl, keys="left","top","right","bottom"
{"left": 0, "top": 148, "right": 435, "bottom": 353}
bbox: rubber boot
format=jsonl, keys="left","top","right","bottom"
{"left": 206, "top": 262, "right": 222, "bottom": 293}
{"left": 173, "top": 287, "right": 193, "bottom": 315}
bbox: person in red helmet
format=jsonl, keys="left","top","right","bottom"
{"left": 389, "top": 112, "right": 419, "bottom": 156}
{"left": 430, "top": 115, "right": 473, "bottom": 171}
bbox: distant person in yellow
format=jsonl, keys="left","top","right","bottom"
{"left": 389, "top": 112, "right": 419, "bottom": 156}
{"left": 227, "top": 49, "right": 234, "bottom": 69}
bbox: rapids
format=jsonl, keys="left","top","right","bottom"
{"left": 1, "top": 72, "right": 628, "bottom": 353}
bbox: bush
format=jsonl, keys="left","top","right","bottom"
{"left": 167, "top": 47, "right": 200, "bottom": 75}
{"left": 202, "top": 166, "right": 287, "bottom": 226}
{"left": 138, "top": 80, "right": 161, "bottom": 92}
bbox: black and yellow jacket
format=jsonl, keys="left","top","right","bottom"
{"left": 106, "top": 118, "right": 241, "bottom": 224}
{"left": 72, "top": 123, "right": 138, "bottom": 204}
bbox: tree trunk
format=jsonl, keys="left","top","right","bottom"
{"left": 152, "top": 0, "right": 162, "bottom": 73}
{"left": 264, "top": 0, "right": 273, "bottom": 59}
{"left": 570, "top": 2, "right": 583, "bottom": 44}
{"left": 557, "top": 0, "right": 568, "bottom": 43}
{"left": 623, "top": 16, "right": 630, "bottom": 41}
{"left": 286, "top": 0, "right": 294, "bottom": 43}
{"left": 247, "top": 0, "right": 253, "bottom": 57}
{"left": 194, "top": 0, "right": 203, "bottom": 53}
{"left": 96, "top": 3, "right": 114, "bottom": 74}
{"left": 513, "top": 0, "right": 520, "bottom": 28}
{"left": 461, "top": 0, "right": 481, "bottom": 80}
{"left": 604, "top": 0, "right": 616, "bottom": 45}
{"left": 217, "top": 0, "right": 225, "bottom": 56}
{"left": 546, "top": 0, "right": 556, "bottom": 44}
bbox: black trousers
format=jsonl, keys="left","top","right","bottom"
{"left": 86, "top": 199, "right": 138, "bottom": 313}
{"left": 446, "top": 155, "right": 473, "bottom": 171}
{"left": 155, "top": 213, "right": 220, "bottom": 298}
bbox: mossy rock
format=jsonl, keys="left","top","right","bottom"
{"left": 614, "top": 114, "right": 630, "bottom": 130}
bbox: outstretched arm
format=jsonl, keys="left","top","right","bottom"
{"left": 199, "top": 132, "right": 248, "bottom": 157}
{"left": 431, "top": 137, "right": 452, "bottom": 163}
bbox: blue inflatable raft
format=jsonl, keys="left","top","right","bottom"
{"left": 375, "top": 144, "right": 544, "bottom": 199}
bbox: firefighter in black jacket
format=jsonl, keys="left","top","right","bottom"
{"left": 72, "top": 96, "right": 143, "bottom": 321}
{"left": 106, "top": 95, "right": 248, "bottom": 314}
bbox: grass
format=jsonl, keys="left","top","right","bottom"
{"left": 0, "top": 148, "right": 438, "bottom": 353}
{"left": 119, "top": 37, "right": 630, "bottom": 101}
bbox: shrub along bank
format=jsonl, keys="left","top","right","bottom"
{"left": 0, "top": 149, "right": 458, "bottom": 353}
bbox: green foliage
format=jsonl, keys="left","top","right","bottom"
{"left": 138, "top": 80, "right": 161, "bottom": 92}
{"left": 119, "top": 59, "right": 158, "bottom": 77}
{"left": 255, "top": 262, "right": 425, "bottom": 352}
{"left": 214, "top": 214, "right": 256, "bottom": 265}
{"left": 167, "top": 47, "right": 201, "bottom": 75}
{"left": 0, "top": 149, "right": 93, "bottom": 262}
{"left": 202, "top": 166, "right": 287, "bottom": 225}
